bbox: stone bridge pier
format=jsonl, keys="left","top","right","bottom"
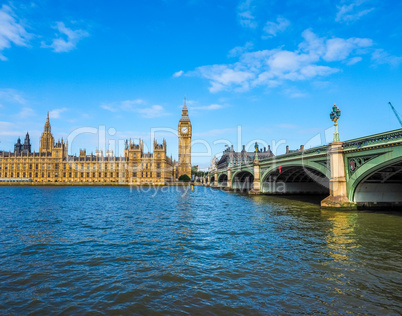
{"left": 321, "top": 141, "right": 355, "bottom": 209}
{"left": 249, "top": 154, "right": 261, "bottom": 195}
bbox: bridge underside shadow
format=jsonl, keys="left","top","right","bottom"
{"left": 232, "top": 171, "right": 254, "bottom": 191}
{"left": 354, "top": 161, "right": 402, "bottom": 207}
{"left": 262, "top": 166, "right": 329, "bottom": 195}
{"left": 218, "top": 174, "right": 227, "bottom": 188}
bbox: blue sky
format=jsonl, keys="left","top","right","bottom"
{"left": 0, "top": 0, "right": 401, "bottom": 168}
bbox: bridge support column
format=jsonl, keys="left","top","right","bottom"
{"left": 321, "top": 142, "right": 356, "bottom": 209}
{"left": 249, "top": 156, "right": 262, "bottom": 195}
{"left": 214, "top": 171, "right": 218, "bottom": 187}
{"left": 225, "top": 167, "right": 232, "bottom": 191}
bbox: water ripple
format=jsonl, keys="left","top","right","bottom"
{"left": 0, "top": 186, "right": 401, "bottom": 314}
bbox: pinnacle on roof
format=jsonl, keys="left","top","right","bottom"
{"left": 183, "top": 96, "right": 187, "bottom": 110}
{"left": 180, "top": 97, "right": 191, "bottom": 122}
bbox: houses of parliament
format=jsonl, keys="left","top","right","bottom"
{"left": 0, "top": 102, "right": 192, "bottom": 184}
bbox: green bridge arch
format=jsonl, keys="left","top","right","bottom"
{"left": 346, "top": 146, "right": 402, "bottom": 201}
{"left": 260, "top": 161, "right": 329, "bottom": 191}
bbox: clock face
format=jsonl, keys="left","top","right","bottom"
{"left": 181, "top": 126, "right": 188, "bottom": 134}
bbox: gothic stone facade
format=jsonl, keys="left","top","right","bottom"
{"left": 0, "top": 104, "right": 192, "bottom": 184}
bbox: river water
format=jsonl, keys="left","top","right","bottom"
{"left": 0, "top": 186, "right": 401, "bottom": 315}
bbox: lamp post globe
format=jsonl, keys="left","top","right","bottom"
{"left": 330, "top": 104, "right": 341, "bottom": 142}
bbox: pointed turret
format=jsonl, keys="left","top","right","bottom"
{"left": 14, "top": 137, "right": 22, "bottom": 155}
{"left": 180, "top": 97, "right": 190, "bottom": 122}
{"left": 183, "top": 96, "right": 187, "bottom": 110}
{"left": 23, "top": 132, "right": 31, "bottom": 154}
{"left": 39, "top": 112, "right": 54, "bottom": 153}
{"left": 44, "top": 111, "right": 51, "bottom": 133}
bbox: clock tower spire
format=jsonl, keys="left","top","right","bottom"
{"left": 178, "top": 97, "right": 192, "bottom": 179}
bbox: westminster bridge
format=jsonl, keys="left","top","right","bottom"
{"left": 201, "top": 128, "right": 402, "bottom": 209}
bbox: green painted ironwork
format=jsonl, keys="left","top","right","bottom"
{"left": 345, "top": 146, "right": 402, "bottom": 201}
{"left": 203, "top": 128, "right": 402, "bottom": 203}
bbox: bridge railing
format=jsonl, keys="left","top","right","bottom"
{"left": 261, "top": 145, "right": 329, "bottom": 162}
{"left": 215, "top": 144, "right": 329, "bottom": 173}
{"left": 214, "top": 128, "right": 402, "bottom": 173}
{"left": 343, "top": 128, "right": 402, "bottom": 150}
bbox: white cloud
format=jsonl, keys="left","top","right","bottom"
{"left": 0, "top": 88, "right": 26, "bottom": 104}
{"left": 323, "top": 37, "right": 372, "bottom": 61}
{"left": 0, "top": 121, "right": 21, "bottom": 136}
{"left": 336, "top": 0, "right": 374, "bottom": 23}
{"left": 371, "top": 49, "right": 402, "bottom": 67}
{"left": 100, "top": 104, "right": 118, "bottom": 112}
{"left": 263, "top": 17, "right": 290, "bottom": 38}
{"left": 238, "top": 11, "right": 257, "bottom": 28}
{"left": 0, "top": 5, "right": 30, "bottom": 61}
{"left": 183, "top": 99, "right": 195, "bottom": 106}
{"left": 194, "top": 64, "right": 254, "bottom": 93}
{"left": 346, "top": 56, "right": 362, "bottom": 65}
{"left": 101, "top": 99, "right": 144, "bottom": 112}
{"left": 173, "top": 70, "right": 184, "bottom": 77}
{"left": 17, "top": 107, "right": 35, "bottom": 118}
{"left": 100, "top": 99, "right": 169, "bottom": 118}
{"left": 237, "top": 0, "right": 257, "bottom": 29}
{"left": 120, "top": 99, "right": 144, "bottom": 111}
{"left": 190, "top": 29, "right": 374, "bottom": 92}
{"left": 135, "top": 105, "right": 170, "bottom": 118}
{"left": 228, "top": 42, "right": 253, "bottom": 58}
{"left": 282, "top": 87, "right": 308, "bottom": 98}
{"left": 44, "top": 22, "right": 89, "bottom": 53}
{"left": 49, "top": 108, "right": 68, "bottom": 119}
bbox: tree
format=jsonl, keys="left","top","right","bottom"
{"left": 191, "top": 167, "right": 207, "bottom": 178}
{"left": 178, "top": 174, "right": 191, "bottom": 182}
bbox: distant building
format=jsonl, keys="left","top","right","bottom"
{"left": 215, "top": 144, "right": 274, "bottom": 170}
{"left": 209, "top": 156, "right": 218, "bottom": 173}
{"left": 286, "top": 145, "right": 305, "bottom": 154}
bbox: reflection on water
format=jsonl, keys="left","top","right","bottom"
{"left": 0, "top": 186, "right": 401, "bottom": 315}
{"left": 322, "top": 210, "right": 358, "bottom": 263}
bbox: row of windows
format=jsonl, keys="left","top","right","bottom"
{"left": 0, "top": 163, "right": 162, "bottom": 170}
{"left": 0, "top": 171, "right": 163, "bottom": 178}
{"left": 0, "top": 164, "right": 54, "bottom": 170}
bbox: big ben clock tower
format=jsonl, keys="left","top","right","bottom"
{"left": 178, "top": 98, "right": 192, "bottom": 179}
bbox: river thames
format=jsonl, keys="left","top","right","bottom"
{"left": 0, "top": 186, "right": 401, "bottom": 314}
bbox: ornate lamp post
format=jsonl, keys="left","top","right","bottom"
{"left": 330, "top": 104, "right": 341, "bottom": 142}
{"left": 321, "top": 103, "right": 355, "bottom": 209}
{"left": 249, "top": 142, "right": 261, "bottom": 195}
{"left": 254, "top": 142, "right": 259, "bottom": 160}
